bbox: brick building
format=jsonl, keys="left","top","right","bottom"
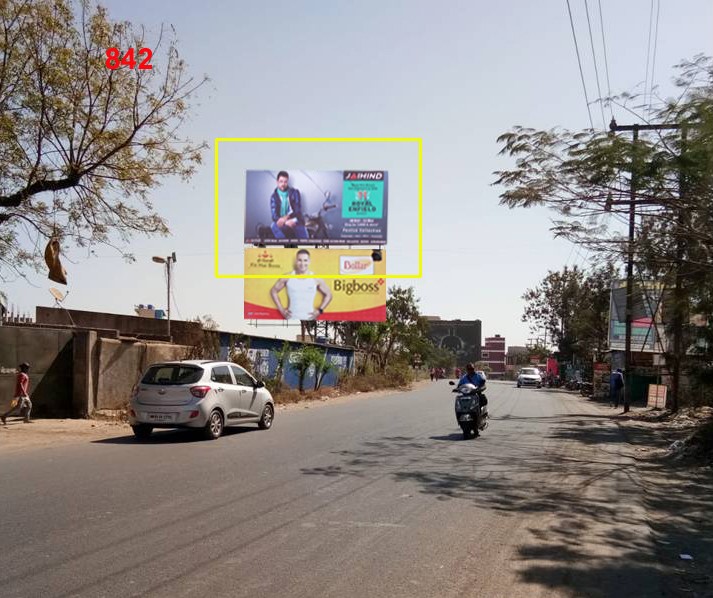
{"left": 482, "top": 334, "right": 506, "bottom": 378}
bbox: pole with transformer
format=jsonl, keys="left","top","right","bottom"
{"left": 607, "top": 119, "right": 680, "bottom": 412}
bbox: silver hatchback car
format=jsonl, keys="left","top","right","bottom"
{"left": 128, "top": 360, "right": 275, "bottom": 440}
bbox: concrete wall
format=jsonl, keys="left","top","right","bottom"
{"left": 36, "top": 306, "right": 203, "bottom": 346}
{"left": 0, "top": 325, "right": 192, "bottom": 416}
{"left": 0, "top": 326, "right": 74, "bottom": 417}
{"left": 94, "top": 338, "right": 192, "bottom": 410}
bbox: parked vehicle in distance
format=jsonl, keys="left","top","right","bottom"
{"left": 517, "top": 367, "right": 542, "bottom": 388}
{"left": 128, "top": 360, "right": 275, "bottom": 440}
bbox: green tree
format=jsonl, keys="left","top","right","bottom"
{"left": 313, "top": 350, "right": 334, "bottom": 391}
{"left": 334, "top": 286, "right": 429, "bottom": 374}
{"left": 376, "top": 286, "right": 425, "bottom": 371}
{"left": 227, "top": 335, "right": 252, "bottom": 373}
{"left": 521, "top": 265, "right": 614, "bottom": 362}
{"left": 0, "top": 0, "right": 206, "bottom": 277}
{"left": 495, "top": 55, "right": 713, "bottom": 410}
{"left": 267, "top": 341, "right": 291, "bottom": 394}
{"left": 290, "top": 345, "right": 325, "bottom": 393}
{"left": 527, "top": 344, "right": 550, "bottom": 363}
{"left": 426, "top": 345, "right": 457, "bottom": 370}
{"left": 521, "top": 266, "right": 585, "bottom": 361}
{"left": 193, "top": 314, "right": 220, "bottom": 330}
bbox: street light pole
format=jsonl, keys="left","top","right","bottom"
{"left": 152, "top": 252, "right": 177, "bottom": 340}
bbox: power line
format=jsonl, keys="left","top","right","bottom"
{"left": 643, "top": 0, "right": 655, "bottom": 120}
{"left": 169, "top": 266, "right": 183, "bottom": 320}
{"left": 584, "top": 0, "right": 606, "bottom": 128}
{"left": 566, "top": 0, "right": 595, "bottom": 129}
{"left": 597, "top": 0, "right": 613, "bottom": 118}
{"left": 648, "top": 0, "right": 661, "bottom": 120}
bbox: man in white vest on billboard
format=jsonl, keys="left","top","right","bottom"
{"left": 270, "top": 249, "right": 332, "bottom": 321}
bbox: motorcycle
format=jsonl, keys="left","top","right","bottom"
{"left": 449, "top": 381, "right": 488, "bottom": 440}
{"left": 565, "top": 379, "right": 581, "bottom": 391}
{"left": 256, "top": 191, "right": 338, "bottom": 242}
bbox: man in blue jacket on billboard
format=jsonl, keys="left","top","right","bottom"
{"left": 271, "top": 171, "right": 309, "bottom": 239}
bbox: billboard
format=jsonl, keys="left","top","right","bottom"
{"left": 244, "top": 170, "right": 388, "bottom": 245}
{"left": 608, "top": 280, "right": 665, "bottom": 353}
{"left": 244, "top": 248, "right": 386, "bottom": 322}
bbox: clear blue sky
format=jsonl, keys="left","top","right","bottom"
{"left": 4, "top": 0, "right": 713, "bottom": 346}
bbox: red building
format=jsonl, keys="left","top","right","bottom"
{"left": 481, "top": 335, "right": 506, "bottom": 378}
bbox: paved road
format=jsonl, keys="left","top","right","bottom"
{"left": 0, "top": 382, "right": 667, "bottom": 598}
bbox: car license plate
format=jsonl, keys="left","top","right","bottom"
{"left": 148, "top": 413, "right": 175, "bottom": 423}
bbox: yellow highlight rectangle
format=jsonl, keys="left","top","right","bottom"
{"left": 214, "top": 137, "right": 422, "bottom": 279}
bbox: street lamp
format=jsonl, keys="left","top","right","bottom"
{"left": 152, "top": 252, "right": 177, "bottom": 339}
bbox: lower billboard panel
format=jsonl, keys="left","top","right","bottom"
{"left": 244, "top": 248, "right": 386, "bottom": 322}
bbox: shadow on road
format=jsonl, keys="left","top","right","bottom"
{"left": 300, "top": 407, "right": 712, "bottom": 597}
{"left": 429, "top": 433, "right": 464, "bottom": 442}
{"left": 92, "top": 426, "right": 258, "bottom": 444}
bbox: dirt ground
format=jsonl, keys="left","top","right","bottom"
{"left": 609, "top": 405, "right": 713, "bottom": 597}
{"left": 0, "top": 380, "right": 430, "bottom": 454}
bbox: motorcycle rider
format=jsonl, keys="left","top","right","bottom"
{"left": 458, "top": 363, "right": 487, "bottom": 405}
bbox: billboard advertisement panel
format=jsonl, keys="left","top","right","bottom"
{"left": 244, "top": 248, "right": 386, "bottom": 322}
{"left": 608, "top": 280, "right": 665, "bottom": 353}
{"left": 244, "top": 170, "right": 388, "bottom": 245}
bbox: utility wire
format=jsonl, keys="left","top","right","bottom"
{"left": 584, "top": 0, "right": 606, "bottom": 129}
{"left": 566, "top": 0, "right": 595, "bottom": 129}
{"left": 597, "top": 0, "right": 613, "bottom": 118}
{"left": 643, "top": 0, "right": 655, "bottom": 120}
{"left": 648, "top": 0, "right": 661, "bottom": 120}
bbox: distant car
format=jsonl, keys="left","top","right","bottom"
{"left": 128, "top": 360, "right": 275, "bottom": 440}
{"left": 517, "top": 367, "right": 542, "bottom": 388}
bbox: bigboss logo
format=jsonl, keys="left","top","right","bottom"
{"left": 333, "top": 279, "right": 383, "bottom": 295}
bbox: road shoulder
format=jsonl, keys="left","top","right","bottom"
{"left": 0, "top": 379, "right": 432, "bottom": 454}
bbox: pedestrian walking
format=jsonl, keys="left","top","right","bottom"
{"left": 2, "top": 362, "right": 32, "bottom": 424}
{"left": 610, "top": 368, "right": 624, "bottom": 408}
{"left": 430, "top": 368, "right": 435, "bottom": 382}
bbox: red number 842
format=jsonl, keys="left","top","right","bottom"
{"left": 105, "top": 48, "right": 153, "bottom": 70}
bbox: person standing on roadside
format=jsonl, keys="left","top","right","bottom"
{"left": 2, "top": 362, "right": 32, "bottom": 424}
{"left": 610, "top": 368, "right": 624, "bottom": 408}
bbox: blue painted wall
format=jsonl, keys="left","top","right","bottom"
{"left": 217, "top": 333, "right": 354, "bottom": 390}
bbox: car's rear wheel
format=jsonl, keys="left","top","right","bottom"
{"left": 132, "top": 424, "right": 153, "bottom": 440}
{"left": 258, "top": 403, "right": 274, "bottom": 430}
{"left": 204, "top": 410, "right": 224, "bottom": 440}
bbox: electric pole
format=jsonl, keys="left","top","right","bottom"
{"left": 608, "top": 119, "right": 681, "bottom": 412}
